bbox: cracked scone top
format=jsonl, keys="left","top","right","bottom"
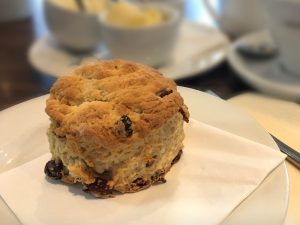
{"left": 45, "top": 59, "right": 189, "bottom": 198}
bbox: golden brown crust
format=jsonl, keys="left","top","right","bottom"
{"left": 45, "top": 59, "right": 189, "bottom": 147}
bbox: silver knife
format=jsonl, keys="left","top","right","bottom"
{"left": 270, "top": 134, "right": 300, "bottom": 169}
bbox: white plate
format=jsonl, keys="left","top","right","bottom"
{"left": 0, "top": 87, "right": 288, "bottom": 225}
{"left": 228, "top": 30, "right": 300, "bottom": 101}
{"left": 28, "top": 20, "right": 229, "bottom": 80}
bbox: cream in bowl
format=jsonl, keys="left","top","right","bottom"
{"left": 44, "top": 0, "right": 107, "bottom": 51}
{"left": 99, "top": 2, "right": 180, "bottom": 66}
{"left": 105, "top": 2, "right": 164, "bottom": 27}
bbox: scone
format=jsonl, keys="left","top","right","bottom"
{"left": 44, "top": 59, "right": 189, "bottom": 198}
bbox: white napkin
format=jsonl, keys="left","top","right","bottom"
{"left": 229, "top": 93, "right": 300, "bottom": 225}
{"left": 0, "top": 119, "right": 285, "bottom": 225}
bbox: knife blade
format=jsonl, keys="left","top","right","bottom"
{"left": 270, "top": 134, "right": 300, "bottom": 169}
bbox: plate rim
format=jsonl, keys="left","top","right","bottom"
{"left": 228, "top": 29, "right": 300, "bottom": 101}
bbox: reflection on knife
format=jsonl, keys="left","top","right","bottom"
{"left": 270, "top": 134, "right": 300, "bottom": 169}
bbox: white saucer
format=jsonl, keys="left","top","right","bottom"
{"left": 28, "top": 20, "right": 229, "bottom": 80}
{"left": 228, "top": 30, "right": 300, "bottom": 101}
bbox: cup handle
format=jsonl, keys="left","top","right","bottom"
{"left": 203, "top": 0, "right": 220, "bottom": 22}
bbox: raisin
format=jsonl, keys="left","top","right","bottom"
{"left": 57, "top": 134, "right": 66, "bottom": 138}
{"left": 156, "top": 89, "right": 173, "bottom": 98}
{"left": 84, "top": 178, "right": 112, "bottom": 196}
{"left": 151, "top": 169, "right": 165, "bottom": 182}
{"left": 145, "top": 158, "right": 155, "bottom": 167}
{"left": 171, "top": 150, "right": 183, "bottom": 165}
{"left": 156, "top": 177, "right": 167, "bottom": 184}
{"left": 132, "top": 178, "right": 149, "bottom": 188}
{"left": 44, "top": 160, "right": 63, "bottom": 180}
{"left": 115, "top": 115, "right": 133, "bottom": 138}
{"left": 97, "top": 170, "right": 112, "bottom": 181}
{"left": 179, "top": 108, "right": 189, "bottom": 122}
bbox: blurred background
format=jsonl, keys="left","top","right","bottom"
{"left": 0, "top": 0, "right": 243, "bottom": 111}
{"left": 0, "top": 0, "right": 299, "bottom": 111}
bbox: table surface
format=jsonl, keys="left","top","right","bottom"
{"left": 1, "top": 1, "right": 298, "bottom": 225}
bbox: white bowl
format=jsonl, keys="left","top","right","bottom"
{"left": 99, "top": 4, "right": 180, "bottom": 66}
{"left": 44, "top": 0, "right": 102, "bottom": 51}
{"left": 130, "top": 0, "right": 185, "bottom": 14}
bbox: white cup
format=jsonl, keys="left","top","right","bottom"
{"left": 99, "top": 4, "right": 180, "bottom": 67}
{"left": 44, "top": 0, "right": 103, "bottom": 51}
{"left": 263, "top": 0, "right": 300, "bottom": 76}
{"left": 203, "top": 0, "right": 266, "bottom": 37}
